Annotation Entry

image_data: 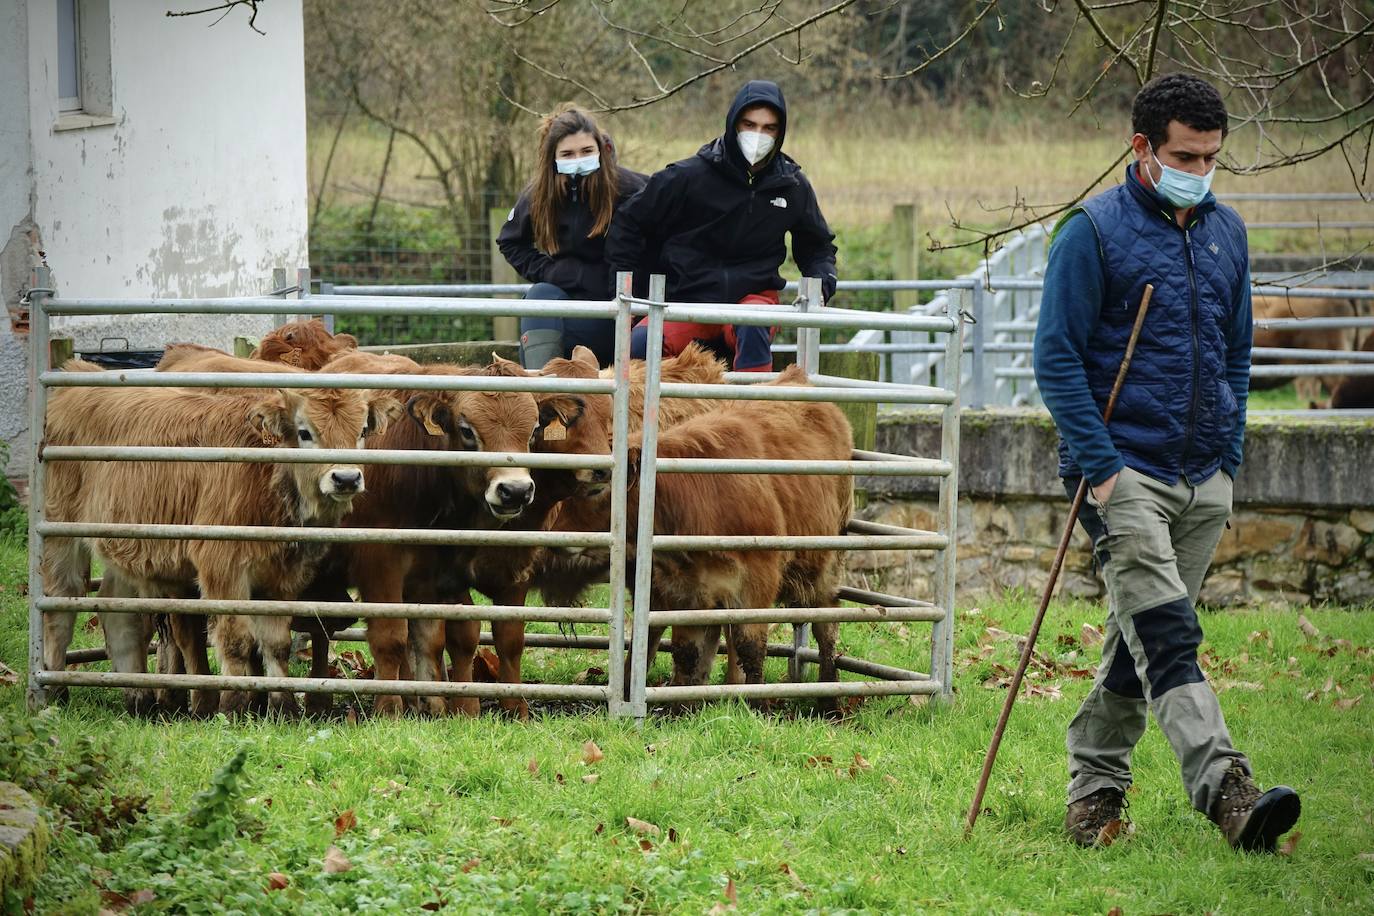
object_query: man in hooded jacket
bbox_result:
[605,79,838,372]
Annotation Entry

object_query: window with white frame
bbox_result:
[57,0,82,112]
[55,0,113,125]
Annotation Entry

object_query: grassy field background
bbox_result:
[4,537,1373,913]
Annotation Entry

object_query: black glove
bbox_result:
[821,273,837,305]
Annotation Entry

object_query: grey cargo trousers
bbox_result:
[1066,466,1250,815]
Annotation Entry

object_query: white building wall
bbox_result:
[3,0,309,477]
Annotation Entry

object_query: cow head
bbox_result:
[537,346,613,497]
[406,376,540,521]
[252,319,359,371]
[249,387,402,517]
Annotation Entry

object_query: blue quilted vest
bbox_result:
[1064,167,1248,485]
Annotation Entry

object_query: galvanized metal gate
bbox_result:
[26,270,965,719]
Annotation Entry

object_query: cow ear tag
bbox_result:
[543,418,567,441]
[422,416,445,437]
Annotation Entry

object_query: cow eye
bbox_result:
[457,421,478,447]
[298,428,313,443]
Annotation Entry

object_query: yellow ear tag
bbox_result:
[422,417,444,437]
[543,418,567,441]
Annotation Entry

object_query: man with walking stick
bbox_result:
[1033,73,1299,851]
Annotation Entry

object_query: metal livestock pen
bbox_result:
[25,269,967,721]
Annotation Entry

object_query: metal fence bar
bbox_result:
[41,370,617,394]
[42,445,616,470]
[644,681,942,702]
[645,606,946,625]
[627,276,666,722]
[651,457,952,476]
[606,272,635,717]
[651,533,948,551]
[37,596,611,624]
[932,291,966,697]
[37,521,612,549]
[658,381,954,405]
[26,266,52,710]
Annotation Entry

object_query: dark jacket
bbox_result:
[604,80,838,304]
[497,168,647,300]
[1033,163,1253,486]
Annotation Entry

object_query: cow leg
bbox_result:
[304,620,334,717]
[154,616,188,715]
[406,618,448,718]
[731,622,770,712]
[364,618,408,718]
[248,615,300,718]
[812,621,840,718]
[445,618,482,717]
[491,612,529,721]
[39,537,89,705]
[209,613,258,717]
[669,625,721,687]
[169,613,217,717]
[724,624,744,685]
[100,612,156,717]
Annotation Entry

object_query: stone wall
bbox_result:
[852,410,1374,607]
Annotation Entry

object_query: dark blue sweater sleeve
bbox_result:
[1033,212,1124,485]
[1223,244,1253,477]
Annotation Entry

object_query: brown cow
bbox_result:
[42,359,400,717]
[251,318,358,370]
[320,351,543,717]
[549,366,854,706]
[1251,295,1363,406]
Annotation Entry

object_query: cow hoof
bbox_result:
[447,697,480,718]
[190,690,221,719]
[373,695,405,718]
[269,693,301,720]
[499,698,530,722]
[417,696,447,718]
[124,689,157,718]
[156,689,190,715]
[305,693,334,717]
[219,690,254,718]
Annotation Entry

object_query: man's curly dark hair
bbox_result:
[1131,73,1228,149]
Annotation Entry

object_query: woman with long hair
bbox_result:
[498,104,647,369]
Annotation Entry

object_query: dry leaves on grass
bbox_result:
[1334,695,1365,712]
[708,877,740,913]
[266,872,290,892]
[99,888,156,913]
[0,660,17,687]
[1298,615,1322,639]
[1278,831,1303,857]
[779,862,807,890]
[527,758,540,776]
[625,816,661,837]
[582,740,604,765]
[582,774,600,785]
[1080,622,1105,648]
[322,846,352,874]
[333,809,357,838]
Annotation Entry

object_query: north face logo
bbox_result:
[1208,242,1219,255]
[770,197,787,209]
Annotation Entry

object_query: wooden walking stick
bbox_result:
[963,283,1155,838]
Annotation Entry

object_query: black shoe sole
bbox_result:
[1237,786,1301,852]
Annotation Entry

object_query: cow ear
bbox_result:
[406,393,453,437]
[570,345,599,370]
[365,394,404,438]
[625,445,641,482]
[335,332,359,351]
[539,394,585,433]
[247,394,291,446]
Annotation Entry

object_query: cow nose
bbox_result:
[496,480,534,507]
[331,469,363,492]
[590,467,613,484]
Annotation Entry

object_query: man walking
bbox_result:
[606,79,837,372]
[1033,73,1299,851]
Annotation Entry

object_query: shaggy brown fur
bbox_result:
[251,318,359,370]
[1250,295,1367,406]
[43,359,400,717]
[550,366,854,708]
[1331,331,1374,408]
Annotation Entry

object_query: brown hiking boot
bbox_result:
[1065,787,1130,847]
[1210,762,1300,852]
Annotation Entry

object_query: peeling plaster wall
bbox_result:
[5,1,308,477]
[1,0,35,478]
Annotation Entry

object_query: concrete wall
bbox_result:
[1,1,35,476]
[853,410,1374,607]
[3,0,308,476]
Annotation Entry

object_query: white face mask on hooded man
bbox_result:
[737,131,775,166]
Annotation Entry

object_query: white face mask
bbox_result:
[737,131,775,166]
[1146,143,1215,209]
[555,153,600,177]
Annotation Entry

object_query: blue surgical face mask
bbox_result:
[1147,143,1215,209]
[555,153,600,177]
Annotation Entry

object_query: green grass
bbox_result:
[3,538,1373,913]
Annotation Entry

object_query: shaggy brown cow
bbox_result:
[1251,295,1364,406]
[42,359,400,717]
[252,318,358,370]
[550,366,854,704]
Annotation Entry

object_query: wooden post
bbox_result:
[820,349,878,510]
[489,206,520,343]
[891,203,920,311]
[49,337,74,370]
[233,337,254,358]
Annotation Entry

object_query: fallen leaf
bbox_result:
[1080,622,1105,648]
[573,666,607,685]
[625,816,661,837]
[779,862,806,890]
[377,780,406,798]
[852,753,872,771]
[1213,680,1264,693]
[638,839,655,851]
[1298,615,1321,639]
[421,902,444,912]
[594,822,604,835]
[266,872,289,891]
[333,810,357,838]
[555,772,565,785]
[668,827,679,843]
[805,754,833,768]
[490,816,514,827]
[1107,908,1123,916]
[99,888,156,912]
[0,661,17,687]
[883,774,901,787]
[1357,851,1374,863]
[526,758,539,776]
[582,740,605,765]
[322,846,352,874]
[461,857,480,873]
[725,877,738,904]
[644,743,657,755]
[1278,831,1303,856]
[582,774,600,785]
[345,706,358,726]
[1334,695,1364,712]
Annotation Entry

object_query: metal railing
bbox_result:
[27,271,964,719]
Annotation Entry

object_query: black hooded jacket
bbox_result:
[497,167,647,300]
[604,80,838,304]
